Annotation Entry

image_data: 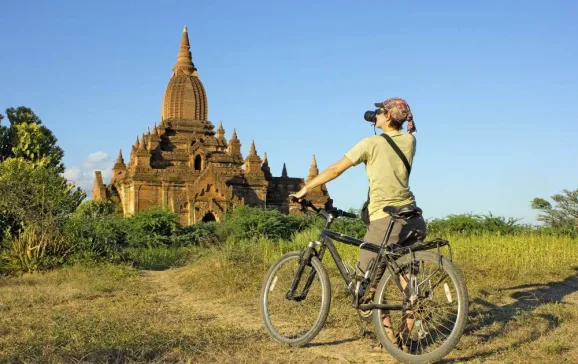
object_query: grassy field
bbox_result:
[1,229,577,363]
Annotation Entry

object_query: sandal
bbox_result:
[369,342,385,352]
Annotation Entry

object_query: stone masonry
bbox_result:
[92,26,330,224]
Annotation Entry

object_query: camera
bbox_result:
[364,109,380,123]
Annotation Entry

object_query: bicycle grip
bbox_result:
[340,210,358,219]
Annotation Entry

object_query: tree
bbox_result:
[6,106,43,125]
[0,158,85,240]
[11,122,64,171]
[531,189,578,229]
[0,113,10,160]
[0,106,65,172]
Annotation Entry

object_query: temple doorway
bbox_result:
[202,212,216,222]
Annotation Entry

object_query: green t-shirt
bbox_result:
[345,131,416,221]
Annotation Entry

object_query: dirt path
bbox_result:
[141,268,396,363]
[140,267,578,364]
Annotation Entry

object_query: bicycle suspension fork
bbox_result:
[286,240,326,301]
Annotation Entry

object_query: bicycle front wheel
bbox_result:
[373,251,469,364]
[260,251,331,347]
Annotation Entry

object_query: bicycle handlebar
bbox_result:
[288,196,358,219]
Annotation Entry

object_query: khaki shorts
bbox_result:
[357,215,427,274]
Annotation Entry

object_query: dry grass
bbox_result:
[1,231,577,363]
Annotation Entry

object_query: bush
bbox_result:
[0,158,85,241]
[315,210,366,239]
[215,206,313,242]
[173,222,219,247]
[124,208,181,248]
[427,213,529,236]
[65,214,127,263]
[0,225,69,275]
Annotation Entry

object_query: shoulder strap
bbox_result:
[381,133,411,176]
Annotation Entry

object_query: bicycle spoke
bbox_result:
[262,252,328,344]
[374,253,466,358]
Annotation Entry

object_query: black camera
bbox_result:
[364,109,380,123]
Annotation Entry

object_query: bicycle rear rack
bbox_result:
[392,238,453,262]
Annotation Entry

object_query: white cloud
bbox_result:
[83,151,110,168]
[62,166,82,181]
[63,151,115,197]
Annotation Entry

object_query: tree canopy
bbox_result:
[531,189,578,230]
[0,106,65,172]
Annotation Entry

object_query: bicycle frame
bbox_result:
[287,212,412,312]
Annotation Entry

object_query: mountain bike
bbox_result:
[259,198,469,364]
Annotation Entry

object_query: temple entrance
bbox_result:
[194,155,202,171]
[202,212,216,222]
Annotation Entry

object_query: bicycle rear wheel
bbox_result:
[260,251,331,347]
[373,251,469,364]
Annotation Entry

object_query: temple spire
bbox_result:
[217,120,225,139]
[282,163,288,178]
[116,149,124,164]
[261,152,272,179]
[173,25,197,76]
[113,149,126,170]
[139,134,146,150]
[307,155,319,182]
[249,140,257,156]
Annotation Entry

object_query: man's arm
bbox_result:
[292,156,354,199]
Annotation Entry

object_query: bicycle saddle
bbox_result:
[383,205,423,219]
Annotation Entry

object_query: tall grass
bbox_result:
[180,229,578,301]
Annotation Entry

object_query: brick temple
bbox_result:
[92,26,330,224]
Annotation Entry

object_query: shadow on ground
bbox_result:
[442,267,578,362]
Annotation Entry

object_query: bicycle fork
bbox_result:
[286,241,322,302]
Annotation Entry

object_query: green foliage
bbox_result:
[0,107,65,172]
[73,200,116,219]
[532,189,578,230]
[0,225,69,275]
[64,214,127,263]
[5,106,43,125]
[0,113,10,160]
[124,208,181,248]
[11,122,65,171]
[62,207,221,268]
[174,222,219,247]
[427,213,527,236]
[314,209,366,239]
[0,158,85,240]
[215,205,313,241]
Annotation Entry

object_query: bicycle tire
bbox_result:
[373,251,469,364]
[260,251,331,347]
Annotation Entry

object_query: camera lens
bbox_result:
[364,111,376,123]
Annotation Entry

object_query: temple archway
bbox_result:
[194,155,202,171]
[202,211,216,222]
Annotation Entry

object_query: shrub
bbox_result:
[0,158,85,241]
[215,206,313,242]
[124,208,181,248]
[173,222,219,247]
[427,213,528,236]
[0,225,69,275]
[64,214,127,263]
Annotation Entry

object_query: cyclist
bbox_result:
[290,97,427,349]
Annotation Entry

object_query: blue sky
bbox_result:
[1,0,577,224]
